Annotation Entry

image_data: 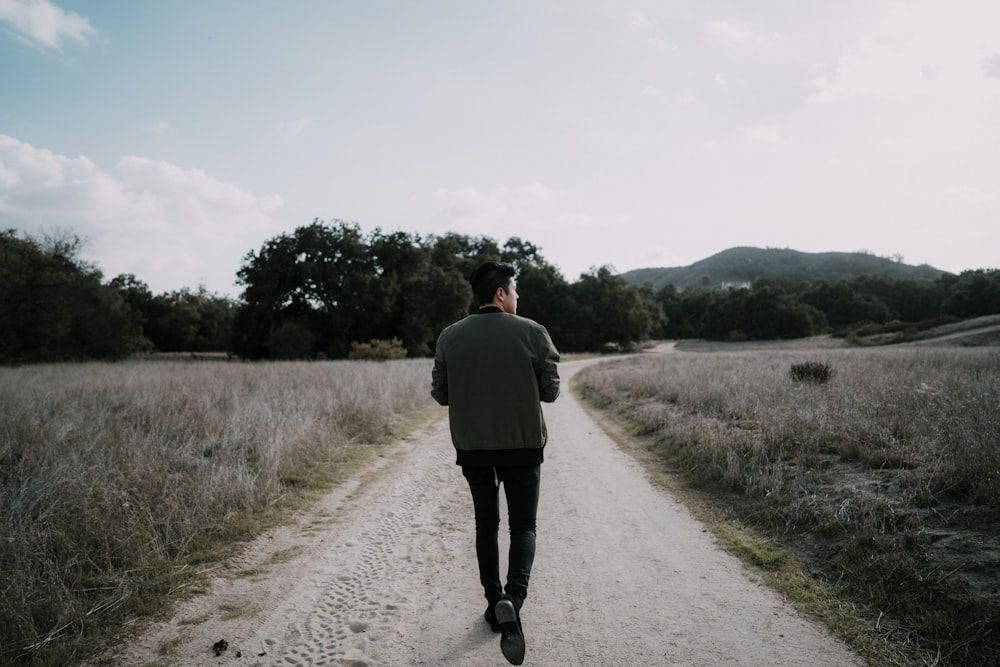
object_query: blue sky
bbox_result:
[2,1,999,296]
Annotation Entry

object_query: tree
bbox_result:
[696,289,741,341]
[696,284,822,341]
[0,230,143,361]
[109,274,155,352]
[427,233,507,316]
[567,266,664,350]
[741,286,822,339]
[234,220,378,358]
[368,230,467,357]
[144,288,235,352]
[498,238,573,350]
[801,281,891,328]
[848,275,945,323]
[942,269,1000,318]
[233,221,478,359]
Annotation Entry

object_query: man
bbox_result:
[431,260,560,665]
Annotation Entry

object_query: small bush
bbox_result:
[788,361,834,385]
[349,337,408,361]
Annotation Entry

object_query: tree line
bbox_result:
[2,223,999,363]
[655,270,1000,341]
[1,229,235,362]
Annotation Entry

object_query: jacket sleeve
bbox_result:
[534,326,560,403]
[431,335,448,406]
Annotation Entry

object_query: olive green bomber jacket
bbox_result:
[431,308,560,466]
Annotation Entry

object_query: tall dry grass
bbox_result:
[578,347,1000,506]
[0,358,432,664]
[577,345,1000,665]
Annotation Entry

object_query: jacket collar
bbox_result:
[476,306,503,314]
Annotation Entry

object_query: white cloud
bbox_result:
[703,19,778,50]
[0,0,94,50]
[277,117,313,138]
[0,159,18,188]
[982,54,1000,79]
[809,1,1000,103]
[429,185,541,231]
[742,125,780,143]
[629,11,673,54]
[628,12,654,34]
[151,121,177,136]
[0,134,285,295]
[944,183,1000,205]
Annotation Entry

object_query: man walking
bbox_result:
[431,260,560,665]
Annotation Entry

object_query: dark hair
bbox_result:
[469,261,515,307]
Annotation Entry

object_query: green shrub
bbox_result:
[788,361,834,385]
[349,337,408,361]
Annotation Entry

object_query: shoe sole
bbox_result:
[494,599,525,665]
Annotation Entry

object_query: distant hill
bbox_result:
[622,247,951,290]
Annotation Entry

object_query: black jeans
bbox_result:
[461,464,541,606]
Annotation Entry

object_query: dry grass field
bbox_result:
[0,358,434,665]
[576,340,1000,666]
[3,328,998,666]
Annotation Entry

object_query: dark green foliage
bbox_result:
[699,285,822,341]
[0,231,233,362]
[232,222,666,358]
[267,319,316,359]
[561,267,665,351]
[788,361,834,384]
[232,222,505,359]
[942,269,1000,318]
[350,337,408,360]
[107,274,236,353]
[7,222,995,358]
[368,232,471,356]
[655,282,824,342]
[233,220,379,359]
[140,288,235,352]
[848,274,946,322]
[801,281,892,328]
[0,230,146,362]
[507,250,574,349]
[625,246,949,290]
[646,255,995,343]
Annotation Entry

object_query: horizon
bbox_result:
[10,225,973,298]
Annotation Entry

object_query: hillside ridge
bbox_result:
[623,247,950,289]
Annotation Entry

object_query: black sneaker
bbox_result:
[494,595,525,665]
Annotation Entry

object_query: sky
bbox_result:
[1,0,999,297]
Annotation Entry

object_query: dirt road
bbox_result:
[110,355,863,666]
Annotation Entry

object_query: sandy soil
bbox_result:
[104,353,863,666]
